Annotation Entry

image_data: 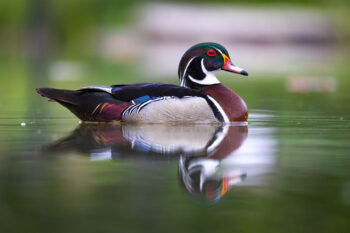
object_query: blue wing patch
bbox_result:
[133,95,152,104]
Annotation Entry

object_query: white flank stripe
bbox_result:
[206,95,229,123]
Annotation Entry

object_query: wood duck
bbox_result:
[36,42,248,123]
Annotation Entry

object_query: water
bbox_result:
[1,106,350,233]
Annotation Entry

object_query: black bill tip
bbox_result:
[241,70,248,76]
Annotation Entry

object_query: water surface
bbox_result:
[1,107,349,233]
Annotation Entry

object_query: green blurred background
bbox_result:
[0,0,349,119]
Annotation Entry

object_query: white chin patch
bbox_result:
[188,74,220,85]
[187,59,220,85]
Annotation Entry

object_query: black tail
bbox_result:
[36,87,89,119]
[36,87,124,121]
[36,88,80,105]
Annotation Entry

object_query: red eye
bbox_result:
[206,49,216,57]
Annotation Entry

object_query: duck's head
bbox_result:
[178,42,248,89]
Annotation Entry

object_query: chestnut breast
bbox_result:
[203,84,248,122]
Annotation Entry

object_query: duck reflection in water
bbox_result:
[43,123,248,202]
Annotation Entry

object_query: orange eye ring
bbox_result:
[206,49,216,57]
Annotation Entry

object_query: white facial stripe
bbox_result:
[206,95,230,123]
[181,57,196,87]
[180,77,186,87]
[182,57,195,79]
[201,58,207,73]
[215,47,223,55]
